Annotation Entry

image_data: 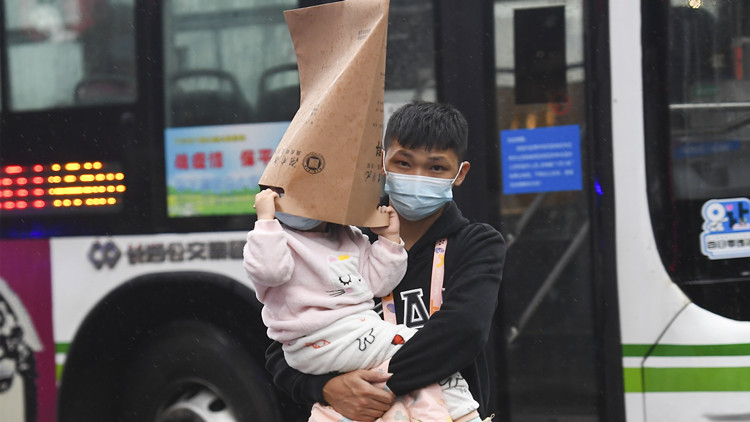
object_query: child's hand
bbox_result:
[254,189,279,220]
[370,206,401,244]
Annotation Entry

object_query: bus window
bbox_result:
[162,0,435,128]
[648,0,750,319]
[494,1,600,420]
[162,1,296,218]
[384,0,436,104]
[163,1,296,127]
[161,0,436,219]
[3,0,136,111]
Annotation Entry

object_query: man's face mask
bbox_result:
[383,163,464,221]
[276,212,324,231]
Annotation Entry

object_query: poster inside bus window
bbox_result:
[164,122,288,217]
[500,125,582,195]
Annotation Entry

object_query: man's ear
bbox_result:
[453,161,471,186]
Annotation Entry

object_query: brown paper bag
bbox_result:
[259,0,390,228]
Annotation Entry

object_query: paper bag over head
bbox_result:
[259,0,390,228]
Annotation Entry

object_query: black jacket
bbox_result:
[265,201,506,417]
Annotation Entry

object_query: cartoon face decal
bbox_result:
[0,296,34,394]
[326,254,369,298]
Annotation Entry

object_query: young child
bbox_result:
[244,188,483,422]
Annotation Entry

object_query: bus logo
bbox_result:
[87,240,122,270]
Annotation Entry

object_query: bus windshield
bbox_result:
[666,0,750,278]
[4,0,136,111]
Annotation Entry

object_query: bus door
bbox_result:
[489,1,621,421]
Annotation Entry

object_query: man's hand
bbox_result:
[370,206,401,244]
[322,369,396,421]
[253,189,278,220]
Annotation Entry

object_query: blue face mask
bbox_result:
[383,164,463,221]
[276,212,324,231]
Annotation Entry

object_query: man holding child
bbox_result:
[262,101,506,421]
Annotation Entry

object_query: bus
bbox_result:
[0,0,749,421]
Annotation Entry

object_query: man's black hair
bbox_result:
[384,101,468,161]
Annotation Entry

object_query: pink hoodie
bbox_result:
[243,219,407,342]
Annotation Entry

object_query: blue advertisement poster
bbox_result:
[164,122,289,217]
[500,125,582,195]
[700,197,750,260]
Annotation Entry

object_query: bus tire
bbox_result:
[115,320,280,422]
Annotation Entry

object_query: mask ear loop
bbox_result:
[450,162,464,185]
[381,145,388,177]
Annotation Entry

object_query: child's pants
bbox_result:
[309,362,451,422]
[284,310,479,420]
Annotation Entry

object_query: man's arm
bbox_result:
[387,224,506,395]
[265,340,395,421]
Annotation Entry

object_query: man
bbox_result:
[265,101,506,421]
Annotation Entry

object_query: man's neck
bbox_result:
[398,206,445,251]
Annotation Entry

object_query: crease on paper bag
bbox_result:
[259,0,390,227]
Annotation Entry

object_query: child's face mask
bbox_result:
[276,212,324,231]
[383,163,464,221]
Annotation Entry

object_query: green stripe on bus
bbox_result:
[624,367,750,393]
[622,344,652,357]
[623,367,643,393]
[622,343,750,357]
[55,343,70,354]
[56,364,64,382]
[55,343,70,382]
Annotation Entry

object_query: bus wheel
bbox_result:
[156,387,234,422]
[116,320,280,422]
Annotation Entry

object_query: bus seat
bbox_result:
[255,63,300,122]
[169,69,254,127]
[74,75,136,105]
